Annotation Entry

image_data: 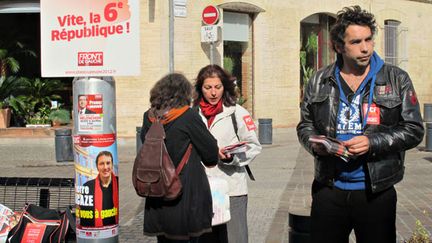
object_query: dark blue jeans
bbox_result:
[311,180,397,243]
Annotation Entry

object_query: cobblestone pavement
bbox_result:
[0,128,431,242]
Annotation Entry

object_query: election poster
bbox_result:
[40,0,140,77]
[77,94,103,132]
[73,134,119,239]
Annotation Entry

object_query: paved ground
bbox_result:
[0,128,431,242]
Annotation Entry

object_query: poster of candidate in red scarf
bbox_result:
[74,134,119,238]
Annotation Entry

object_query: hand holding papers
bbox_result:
[308,135,355,162]
[222,142,249,156]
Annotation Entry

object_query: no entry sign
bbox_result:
[202,5,219,25]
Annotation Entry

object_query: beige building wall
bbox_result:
[116,0,432,136]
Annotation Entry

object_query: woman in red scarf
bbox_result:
[194,65,262,243]
[140,73,219,243]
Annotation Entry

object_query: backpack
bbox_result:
[132,111,192,200]
[6,204,75,243]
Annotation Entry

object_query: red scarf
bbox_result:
[149,106,189,125]
[94,172,118,227]
[199,98,223,127]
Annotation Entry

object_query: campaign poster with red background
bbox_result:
[78,94,103,132]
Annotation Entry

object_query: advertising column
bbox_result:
[40,1,140,242]
[73,77,118,242]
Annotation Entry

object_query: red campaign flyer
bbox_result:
[78,94,103,132]
[21,223,47,242]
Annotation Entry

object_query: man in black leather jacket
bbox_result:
[297,6,424,243]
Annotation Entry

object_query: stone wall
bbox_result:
[115,0,432,136]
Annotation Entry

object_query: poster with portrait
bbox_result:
[73,133,119,238]
[78,94,103,132]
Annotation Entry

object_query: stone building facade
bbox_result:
[113,0,432,136]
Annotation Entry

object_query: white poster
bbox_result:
[40,0,140,77]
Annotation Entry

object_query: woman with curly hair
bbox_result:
[193,65,261,243]
[140,73,219,242]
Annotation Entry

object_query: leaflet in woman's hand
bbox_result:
[223,142,249,155]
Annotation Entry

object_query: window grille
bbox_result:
[384,20,407,68]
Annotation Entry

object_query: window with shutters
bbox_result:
[384,20,407,68]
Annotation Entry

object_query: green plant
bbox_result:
[22,78,63,111]
[223,56,234,75]
[404,219,431,243]
[305,33,318,55]
[300,51,315,88]
[237,95,247,106]
[0,30,37,81]
[27,106,51,125]
[49,108,71,125]
[0,76,27,108]
[300,32,318,92]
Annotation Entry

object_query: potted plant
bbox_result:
[25,106,51,128]
[0,76,27,128]
[0,101,11,128]
[0,31,36,128]
[49,108,71,127]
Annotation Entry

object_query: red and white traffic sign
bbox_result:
[202,5,219,25]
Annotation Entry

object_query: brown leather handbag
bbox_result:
[132,113,192,200]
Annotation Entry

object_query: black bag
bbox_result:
[132,111,192,200]
[6,204,75,243]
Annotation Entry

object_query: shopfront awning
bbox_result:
[0,1,40,13]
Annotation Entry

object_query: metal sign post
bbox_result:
[73,77,119,243]
[201,25,219,64]
[201,6,219,64]
[169,0,174,72]
[210,41,214,65]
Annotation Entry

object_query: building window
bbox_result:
[384,20,401,66]
[223,11,253,110]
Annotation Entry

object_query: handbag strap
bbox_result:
[175,144,192,175]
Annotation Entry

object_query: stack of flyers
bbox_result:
[223,141,249,155]
[0,204,22,243]
[0,203,13,242]
[308,135,355,162]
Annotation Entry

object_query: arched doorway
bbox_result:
[218,2,264,115]
[300,13,336,100]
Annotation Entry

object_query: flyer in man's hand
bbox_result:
[223,141,249,155]
[308,135,353,162]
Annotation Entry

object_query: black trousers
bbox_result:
[157,236,199,243]
[311,181,397,243]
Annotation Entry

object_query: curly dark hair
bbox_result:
[149,73,192,110]
[330,5,377,53]
[193,64,237,107]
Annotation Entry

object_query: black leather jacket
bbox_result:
[297,62,424,193]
